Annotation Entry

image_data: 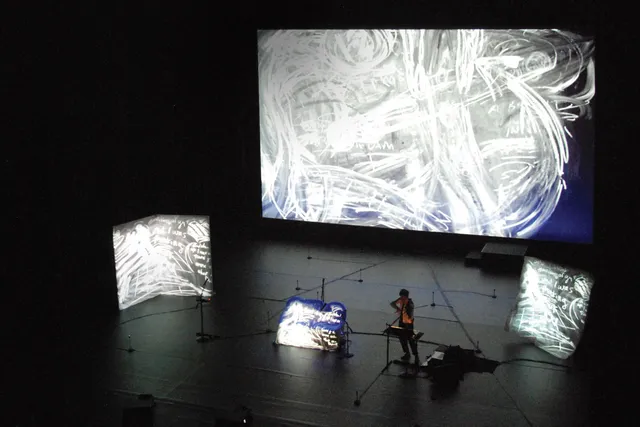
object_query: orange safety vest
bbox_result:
[396,298,414,325]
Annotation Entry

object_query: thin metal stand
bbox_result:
[265,310,273,333]
[354,322,394,407]
[340,322,354,359]
[194,279,217,342]
[353,315,409,406]
[383,313,420,377]
[383,322,394,372]
[196,296,214,342]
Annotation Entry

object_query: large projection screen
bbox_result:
[112,215,213,310]
[258,30,595,243]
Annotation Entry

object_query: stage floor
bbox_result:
[83,240,592,426]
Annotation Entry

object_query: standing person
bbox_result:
[390,289,419,363]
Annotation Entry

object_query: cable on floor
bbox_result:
[499,358,574,370]
[426,263,480,351]
[116,305,198,327]
[350,331,443,347]
[493,374,534,427]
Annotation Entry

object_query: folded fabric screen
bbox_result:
[112,214,213,310]
[507,257,594,359]
[276,297,347,351]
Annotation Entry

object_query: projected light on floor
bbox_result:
[112,215,213,310]
[507,257,594,359]
[258,29,595,242]
[276,297,347,351]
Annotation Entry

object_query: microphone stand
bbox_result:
[195,279,216,342]
[383,313,403,373]
[353,313,401,407]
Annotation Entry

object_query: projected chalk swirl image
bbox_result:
[507,257,594,359]
[112,215,213,310]
[258,30,595,241]
[276,298,347,351]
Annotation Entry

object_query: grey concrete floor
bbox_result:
[84,240,592,426]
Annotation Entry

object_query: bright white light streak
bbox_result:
[259,29,595,238]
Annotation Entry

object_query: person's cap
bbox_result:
[399,289,409,297]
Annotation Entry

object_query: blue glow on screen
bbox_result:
[276,297,347,351]
[259,29,595,244]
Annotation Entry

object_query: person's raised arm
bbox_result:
[390,298,399,310]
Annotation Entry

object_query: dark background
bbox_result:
[7,0,631,424]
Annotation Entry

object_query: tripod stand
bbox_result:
[195,279,217,342]
[353,313,402,407]
[383,313,402,372]
[339,322,354,359]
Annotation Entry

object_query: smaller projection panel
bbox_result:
[113,214,213,310]
[507,257,594,359]
[276,297,346,351]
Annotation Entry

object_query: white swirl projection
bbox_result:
[258,29,595,240]
[276,297,347,351]
[112,215,213,310]
[507,257,594,359]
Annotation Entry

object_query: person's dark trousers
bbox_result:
[399,323,418,356]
